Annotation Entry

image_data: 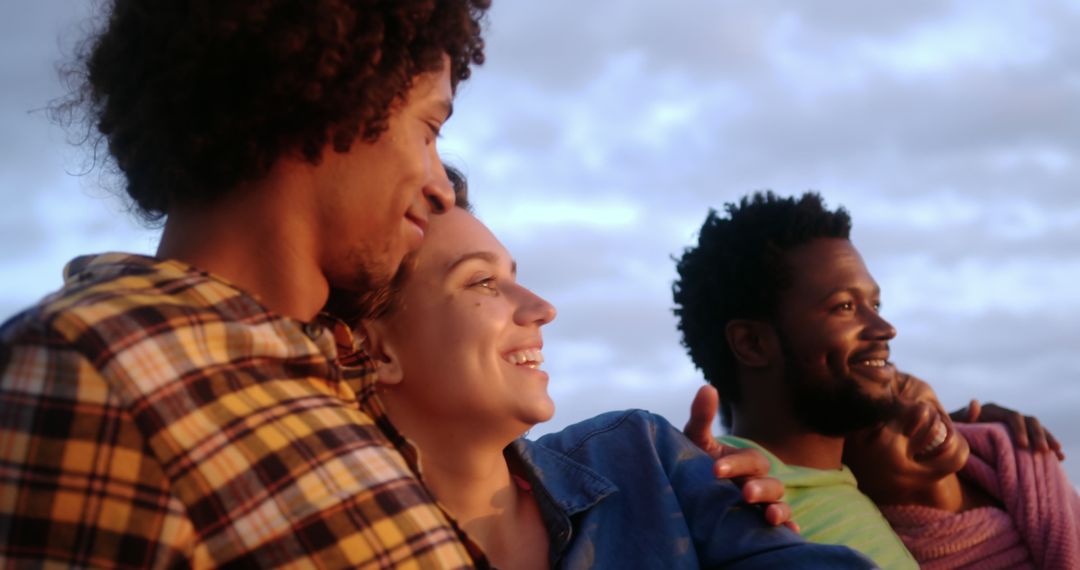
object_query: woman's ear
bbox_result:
[356,319,404,385]
[725,319,777,368]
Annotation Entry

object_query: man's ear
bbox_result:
[356,319,404,385]
[725,319,777,368]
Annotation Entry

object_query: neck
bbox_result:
[410,428,517,524]
[889,475,997,513]
[156,166,327,321]
[731,371,845,470]
[382,393,548,569]
[732,419,846,470]
[902,474,966,512]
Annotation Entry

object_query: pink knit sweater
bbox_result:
[880,423,1080,569]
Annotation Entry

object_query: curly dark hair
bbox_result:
[61,0,489,221]
[672,191,852,430]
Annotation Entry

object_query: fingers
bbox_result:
[1026,416,1048,452]
[967,402,1062,459]
[1009,417,1030,449]
[684,385,720,454]
[949,399,980,424]
[736,475,785,505]
[783,520,801,534]
[707,446,793,530]
[966,399,981,423]
[1017,413,1063,460]
[713,448,771,480]
[1047,430,1066,461]
[969,402,1029,448]
[763,502,794,528]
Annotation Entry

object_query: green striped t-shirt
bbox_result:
[719,435,918,570]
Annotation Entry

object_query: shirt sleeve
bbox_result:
[1,322,198,567]
[644,413,878,569]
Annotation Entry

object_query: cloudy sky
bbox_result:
[3,0,1078,486]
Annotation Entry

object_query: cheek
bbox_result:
[397,136,431,181]
[826,326,859,353]
[822,330,863,371]
[791,325,851,362]
[931,432,970,476]
[427,304,503,363]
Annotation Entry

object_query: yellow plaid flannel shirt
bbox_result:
[0,253,482,568]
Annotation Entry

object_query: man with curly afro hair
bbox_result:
[673,191,920,568]
[0,0,496,567]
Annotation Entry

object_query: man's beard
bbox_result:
[778,335,894,437]
[323,254,414,325]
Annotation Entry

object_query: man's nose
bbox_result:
[425,166,455,214]
[865,309,897,341]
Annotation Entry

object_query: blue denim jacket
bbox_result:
[513,410,876,569]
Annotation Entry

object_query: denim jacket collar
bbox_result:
[512,438,617,516]
[509,438,617,564]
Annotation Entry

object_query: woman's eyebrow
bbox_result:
[445,251,516,276]
[446,251,498,273]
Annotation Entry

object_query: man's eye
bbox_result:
[833,301,854,312]
[426,122,442,142]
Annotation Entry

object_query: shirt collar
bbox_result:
[329,320,406,450]
[722,435,858,488]
[511,438,617,517]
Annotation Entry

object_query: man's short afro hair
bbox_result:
[672,191,852,429]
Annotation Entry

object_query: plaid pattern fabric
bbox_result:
[337,327,490,568]
[0,253,480,568]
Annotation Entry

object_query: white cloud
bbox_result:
[5,0,1079,488]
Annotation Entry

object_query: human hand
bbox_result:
[951,399,1064,461]
[684,385,798,532]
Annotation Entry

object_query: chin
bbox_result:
[855,374,896,399]
[939,435,970,474]
[533,400,557,424]
[520,398,556,427]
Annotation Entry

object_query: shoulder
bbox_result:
[955,421,1011,448]
[3,253,262,354]
[0,253,272,408]
[533,410,711,478]
[717,434,766,453]
[535,409,678,453]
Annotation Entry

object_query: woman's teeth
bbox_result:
[920,417,948,455]
[506,348,544,368]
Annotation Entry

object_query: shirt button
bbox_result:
[302,322,323,340]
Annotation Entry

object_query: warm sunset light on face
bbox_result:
[5,0,1079,486]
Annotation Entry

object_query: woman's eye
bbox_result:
[471,277,497,293]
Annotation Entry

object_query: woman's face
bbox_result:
[369,208,557,438]
[842,375,970,504]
